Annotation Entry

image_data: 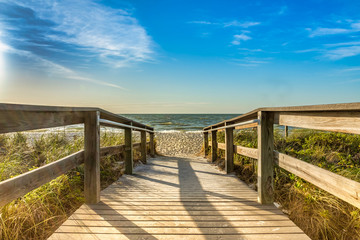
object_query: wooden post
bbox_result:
[284,126,289,138]
[225,127,234,174]
[140,131,147,164]
[203,132,209,157]
[150,132,155,157]
[84,111,100,204]
[257,111,274,204]
[125,128,133,174]
[211,130,217,162]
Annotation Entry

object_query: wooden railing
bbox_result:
[203,102,360,208]
[0,103,155,207]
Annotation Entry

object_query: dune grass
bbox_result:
[211,128,360,240]
[0,130,143,240]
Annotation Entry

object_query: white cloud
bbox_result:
[308,20,360,37]
[309,28,351,37]
[2,44,126,89]
[324,46,360,60]
[12,0,153,67]
[232,34,251,45]
[189,19,260,28]
[224,21,260,28]
[232,57,269,67]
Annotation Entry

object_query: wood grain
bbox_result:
[140,131,147,163]
[275,151,360,209]
[257,111,274,204]
[234,145,258,159]
[211,131,217,163]
[0,110,84,134]
[274,111,360,135]
[225,127,234,174]
[124,128,133,174]
[84,111,100,204]
[0,150,84,207]
[203,132,209,157]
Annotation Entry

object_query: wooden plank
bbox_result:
[140,131,147,163]
[225,127,234,174]
[274,151,360,209]
[274,111,360,135]
[0,103,153,132]
[217,142,225,150]
[203,102,360,131]
[0,150,84,207]
[84,111,100,204]
[124,128,133,174]
[284,125,289,138]
[150,133,155,157]
[100,145,124,156]
[61,219,296,227]
[49,155,309,240]
[211,131,217,162]
[257,111,274,204]
[235,122,258,130]
[203,132,209,157]
[234,145,258,159]
[0,110,84,134]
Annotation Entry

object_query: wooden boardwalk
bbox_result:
[49,156,310,240]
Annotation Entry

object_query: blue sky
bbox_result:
[0,0,360,113]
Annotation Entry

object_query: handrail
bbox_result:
[202,102,360,208]
[0,103,155,207]
[203,102,360,131]
[203,119,259,132]
[100,119,154,133]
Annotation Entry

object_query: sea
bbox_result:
[122,114,240,132]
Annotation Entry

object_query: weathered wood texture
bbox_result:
[49,156,309,240]
[257,111,274,205]
[0,150,84,207]
[275,111,360,135]
[84,111,101,204]
[211,131,217,162]
[234,145,258,159]
[150,133,155,157]
[235,122,258,130]
[0,111,84,134]
[284,125,289,138]
[275,152,360,209]
[204,102,360,131]
[140,131,147,163]
[203,132,209,157]
[225,127,234,174]
[124,128,133,174]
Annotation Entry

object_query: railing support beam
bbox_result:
[140,131,147,163]
[125,128,133,174]
[211,130,217,162]
[203,132,209,157]
[257,111,274,204]
[84,111,100,204]
[150,133,155,157]
[225,127,234,174]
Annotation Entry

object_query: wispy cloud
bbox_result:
[324,46,360,60]
[223,21,260,28]
[307,20,360,37]
[231,57,270,67]
[231,34,251,45]
[2,43,126,89]
[9,0,154,67]
[189,19,261,28]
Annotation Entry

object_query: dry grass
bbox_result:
[0,130,145,240]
